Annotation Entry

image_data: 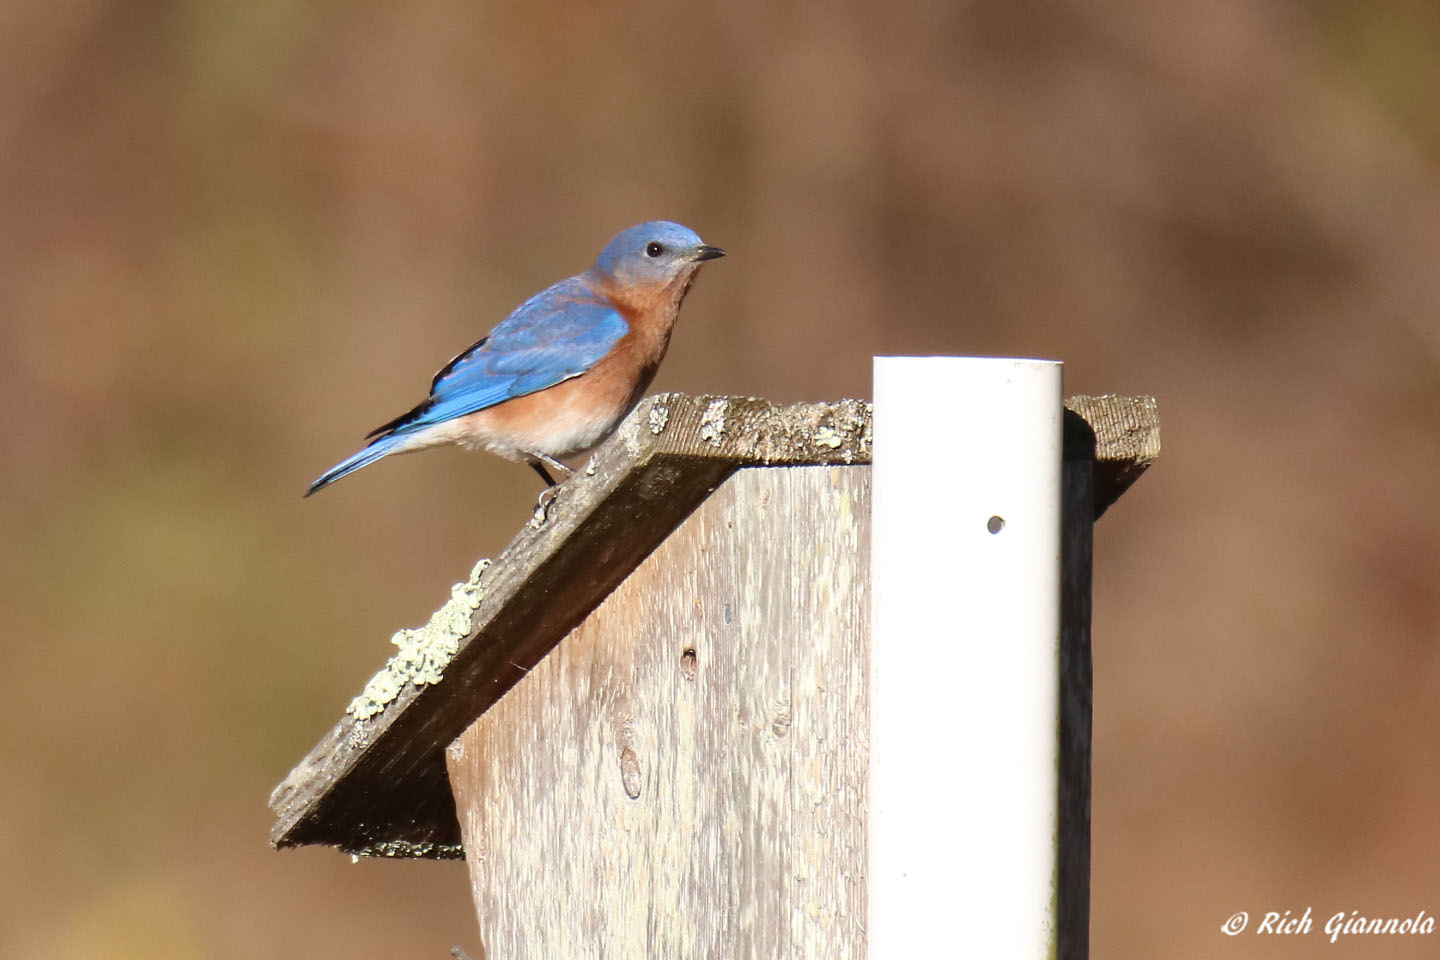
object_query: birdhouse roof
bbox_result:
[268,391,1158,858]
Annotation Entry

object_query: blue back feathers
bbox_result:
[374,278,628,440]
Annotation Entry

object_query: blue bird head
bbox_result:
[592,221,725,289]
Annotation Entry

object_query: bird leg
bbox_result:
[526,452,575,487]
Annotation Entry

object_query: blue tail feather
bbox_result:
[304,434,410,497]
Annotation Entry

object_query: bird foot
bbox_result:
[530,485,559,528]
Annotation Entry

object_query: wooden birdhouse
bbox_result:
[270,360,1159,959]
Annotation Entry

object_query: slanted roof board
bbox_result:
[268,392,1157,858]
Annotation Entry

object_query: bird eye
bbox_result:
[645,242,665,258]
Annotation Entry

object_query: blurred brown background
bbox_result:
[4,1,1439,957]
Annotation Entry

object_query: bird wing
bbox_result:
[369,277,628,438]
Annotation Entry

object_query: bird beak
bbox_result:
[694,245,726,261]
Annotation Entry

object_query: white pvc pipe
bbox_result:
[869,356,1063,958]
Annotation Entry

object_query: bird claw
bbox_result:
[530,485,559,528]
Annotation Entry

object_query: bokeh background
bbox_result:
[4,1,1440,957]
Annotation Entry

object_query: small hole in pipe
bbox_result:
[987,515,1005,534]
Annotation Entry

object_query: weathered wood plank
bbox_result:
[446,466,870,958]
[1065,394,1161,517]
[269,391,1156,857]
[269,395,872,856]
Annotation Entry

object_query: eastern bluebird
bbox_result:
[305,221,724,496]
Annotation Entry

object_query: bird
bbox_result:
[305,220,724,497]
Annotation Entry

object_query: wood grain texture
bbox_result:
[447,466,870,959]
[1064,394,1161,518]
[269,391,1156,858]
